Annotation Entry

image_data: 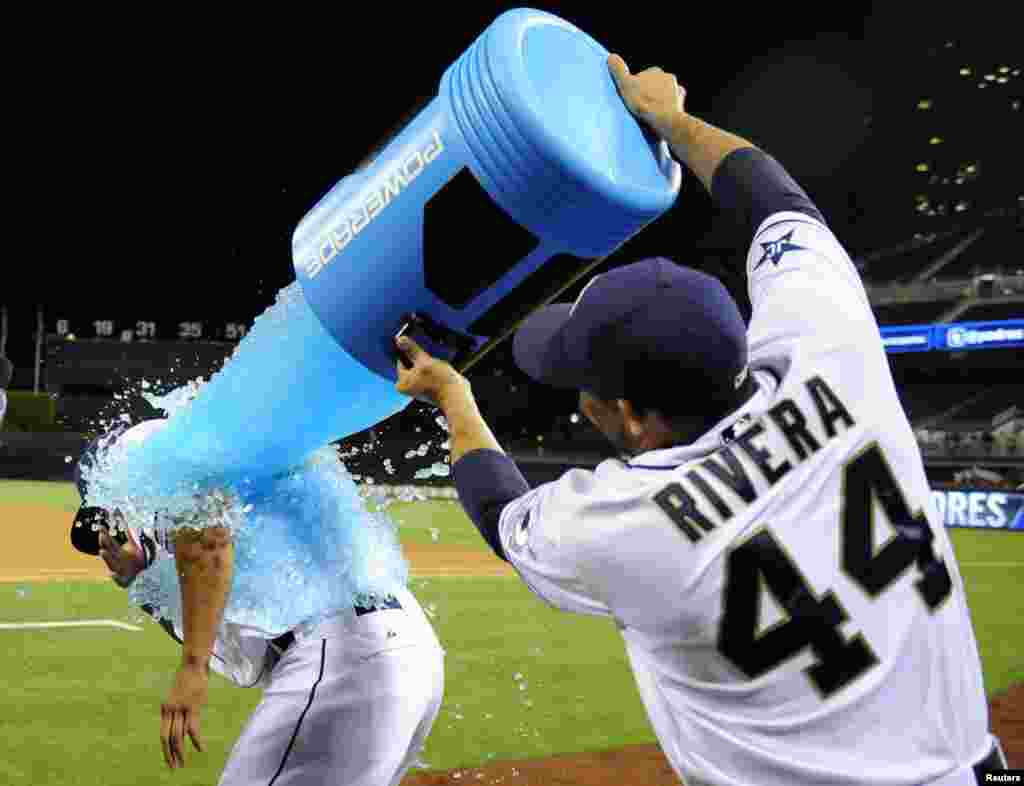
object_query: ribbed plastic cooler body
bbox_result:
[293,7,681,388]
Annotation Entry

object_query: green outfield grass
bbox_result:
[385,498,493,550]
[1,482,1022,784]
[0,577,650,785]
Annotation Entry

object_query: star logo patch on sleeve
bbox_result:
[753,229,807,270]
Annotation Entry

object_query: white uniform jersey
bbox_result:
[110,419,444,785]
[498,211,992,786]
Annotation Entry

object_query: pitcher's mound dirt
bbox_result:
[402,744,678,786]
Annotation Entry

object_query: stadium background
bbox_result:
[1,2,1021,783]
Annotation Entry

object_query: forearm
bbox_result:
[438,385,530,561]
[438,384,503,463]
[662,112,756,194]
[173,526,233,670]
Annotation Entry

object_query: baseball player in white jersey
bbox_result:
[392,55,1008,785]
[71,419,444,785]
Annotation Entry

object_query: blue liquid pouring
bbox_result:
[126,445,410,637]
[81,7,683,635]
[137,282,409,486]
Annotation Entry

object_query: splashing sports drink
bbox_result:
[81,8,680,635]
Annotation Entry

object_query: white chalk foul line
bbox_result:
[0,619,143,632]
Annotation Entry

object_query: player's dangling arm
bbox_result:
[159,504,234,771]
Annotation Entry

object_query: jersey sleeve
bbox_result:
[745,209,878,363]
[497,467,614,618]
[710,149,881,373]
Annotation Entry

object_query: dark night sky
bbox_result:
[6,2,1020,368]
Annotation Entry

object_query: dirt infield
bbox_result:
[0,505,513,583]
[6,503,1022,784]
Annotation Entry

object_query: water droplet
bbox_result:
[429,528,440,542]
[15,586,29,600]
[513,672,523,681]
[65,456,73,464]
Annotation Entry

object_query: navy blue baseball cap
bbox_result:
[513,258,749,412]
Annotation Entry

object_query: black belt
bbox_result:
[973,740,1008,784]
[270,596,402,654]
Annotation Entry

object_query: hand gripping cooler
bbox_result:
[294,6,681,389]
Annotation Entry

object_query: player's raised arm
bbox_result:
[609,53,878,374]
[608,54,826,247]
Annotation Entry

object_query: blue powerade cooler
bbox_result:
[294,6,681,388]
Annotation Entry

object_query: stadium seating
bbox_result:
[872,300,959,325]
[859,230,972,284]
[931,223,1024,279]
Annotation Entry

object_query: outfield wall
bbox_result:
[3,435,1022,531]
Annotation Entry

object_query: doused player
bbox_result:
[72,419,444,786]
[393,54,1007,785]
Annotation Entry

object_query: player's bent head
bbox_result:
[514,257,753,452]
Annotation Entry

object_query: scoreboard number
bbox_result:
[136,321,157,339]
[56,319,70,337]
[93,320,115,338]
[225,323,248,340]
[178,321,204,340]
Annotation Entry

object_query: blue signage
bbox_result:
[879,319,1023,354]
[931,489,1024,530]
